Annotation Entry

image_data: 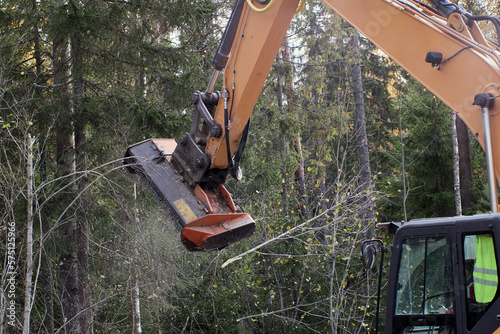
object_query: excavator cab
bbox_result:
[382,214,500,333]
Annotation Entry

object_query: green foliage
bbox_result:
[377,75,461,220]
[0,0,494,333]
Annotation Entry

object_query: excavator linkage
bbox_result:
[124,139,255,251]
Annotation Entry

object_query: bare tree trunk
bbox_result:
[451,110,462,216]
[131,184,143,334]
[456,115,474,210]
[39,128,55,333]
[279,37,307,218]
[130,270,142,334]
[351,31,375,238]
[22,135,34,334]
[53,40,73,173]
[41,252,54,333]
[320,171,328,215]
[72,31,93,334]
[395,94,409,221]
[53,26,80,334]
[328,214,339,333]
[140,51,148,99]
[276,52,289,214]
[33,0,54,329]
[32,0,42,80]
[295,137,307,218]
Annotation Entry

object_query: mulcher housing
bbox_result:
[124,139,255,251]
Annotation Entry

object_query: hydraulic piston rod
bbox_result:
[474,93,498,213]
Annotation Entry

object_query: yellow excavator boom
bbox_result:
[125,0,500,251]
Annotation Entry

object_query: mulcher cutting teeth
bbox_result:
[133,165,185,233]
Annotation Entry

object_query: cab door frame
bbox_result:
[385,219,461,333]
[455,214,500,333]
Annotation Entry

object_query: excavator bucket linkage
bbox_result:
[124,139,255,251]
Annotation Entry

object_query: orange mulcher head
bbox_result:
[124,138,255,251]
[181,213,255,251]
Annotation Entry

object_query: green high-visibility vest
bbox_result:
[474,234,498,303]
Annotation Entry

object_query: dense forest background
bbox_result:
[0,0,497,333]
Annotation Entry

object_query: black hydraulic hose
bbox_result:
[232,120,250,176]
[426,0,500,46]
[425,0,461,18]
[464,13,500,45]
[223,87,248,179]
[224,101,234,171]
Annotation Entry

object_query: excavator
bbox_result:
[124,0,500,332]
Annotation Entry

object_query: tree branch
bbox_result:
[221,204,339,268]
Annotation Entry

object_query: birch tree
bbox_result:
[22,135,34,334]
[351,31,375,238]
[451,110,462,216]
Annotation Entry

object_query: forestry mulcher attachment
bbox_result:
[124,137,254,252]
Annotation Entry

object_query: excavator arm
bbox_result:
[124,0,301,251]
[125,0,500,251]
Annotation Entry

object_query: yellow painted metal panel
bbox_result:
[173,199,198,223]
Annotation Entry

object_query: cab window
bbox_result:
[396,236,454,315]
[463,233,498,330]
[394,236,455,333]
